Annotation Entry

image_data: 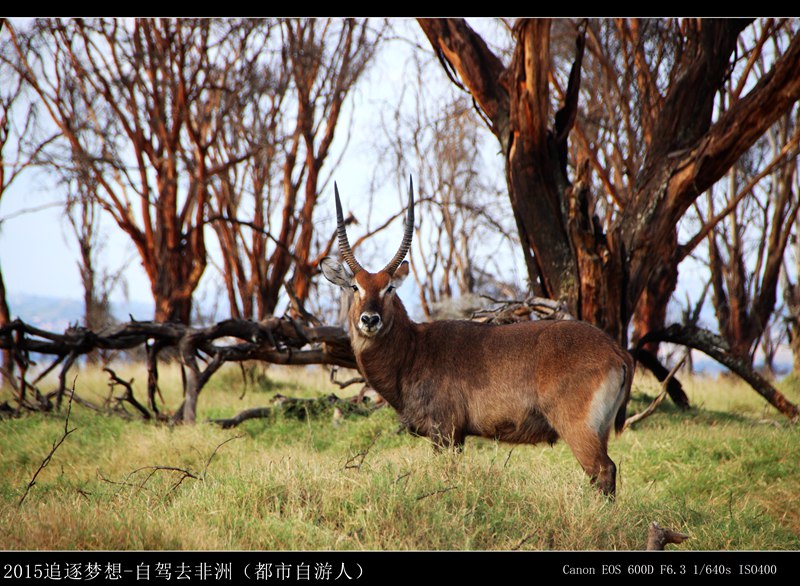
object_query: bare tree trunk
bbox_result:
[790,319,800,374]
[0,266,12,386]
[420,18,800,353]
[631,233,679,355]
[783,259,800,375]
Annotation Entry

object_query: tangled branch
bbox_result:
[1,316,356,424]
[472,295,574,324]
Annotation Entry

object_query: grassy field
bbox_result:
[1,362,799,550]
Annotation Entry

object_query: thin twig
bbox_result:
[203,434,245,479]
[128,466,198,501]
[101,466,199,498]
[104,367,151,420]
[18,384,77,508]
[237,362,248,400]
[97,469,144,491]
[164,469,198,498]
[624,352,688,430]
[343,431,382,471]
[126,465,199,483]
[415,485,457,501]
[395,471,412,485]
[512,534,535,550]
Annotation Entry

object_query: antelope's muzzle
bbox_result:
[358,312,382,336]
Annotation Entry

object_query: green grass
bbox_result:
[1,364,799,550]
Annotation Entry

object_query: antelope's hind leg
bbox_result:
[562,365,628,498]
[561,428,617,498]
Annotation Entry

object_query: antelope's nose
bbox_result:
[360,313,381,329]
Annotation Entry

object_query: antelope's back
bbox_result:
[417,318,632,433]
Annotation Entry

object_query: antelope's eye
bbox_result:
[386,286,395,293]
[351,285,358,292]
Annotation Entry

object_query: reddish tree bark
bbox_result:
[420,18,800,347]
[0,267,11,382]
[4,19,258,323]
[206,19,380,320]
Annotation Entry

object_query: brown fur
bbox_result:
[338,268,634,497]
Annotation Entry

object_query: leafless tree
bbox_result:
[757,315,786,377]
[420,19,800,343]
[63,173,128,362]
[419,18,800,417]
[702,109,800,365]
[207,18,384,321]
[781,191,800,374]
[3,19,282,323]
[1,21,56,384]
[375,51,518,320]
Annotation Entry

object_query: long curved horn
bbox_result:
[334,183,364,274]
[383,176,415,275]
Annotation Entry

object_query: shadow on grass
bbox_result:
[626,391,785,428]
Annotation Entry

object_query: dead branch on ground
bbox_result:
[343,431,382,471]
[208,392,382,429]
[630,348,691,410]
[640,324,799,421]
[103,367,152,420]
[647,521,689,550]
[4,299,798,425]
[97,434,243,498]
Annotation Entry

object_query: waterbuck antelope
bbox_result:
[321,179,634,496]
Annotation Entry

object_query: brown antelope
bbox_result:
[321,178,634,497]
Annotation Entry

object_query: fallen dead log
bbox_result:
[632,348,691,410]
[640,324,799,421]
[208,407,274,429]
[1,316,356,424]
[4,307,797,425]
[207,392,383,429]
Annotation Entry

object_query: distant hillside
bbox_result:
[6,293,154,332]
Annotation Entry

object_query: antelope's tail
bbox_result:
[614,361,634,435]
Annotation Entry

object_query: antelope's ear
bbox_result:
[320,257,353,289]
[391,260,410,288]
